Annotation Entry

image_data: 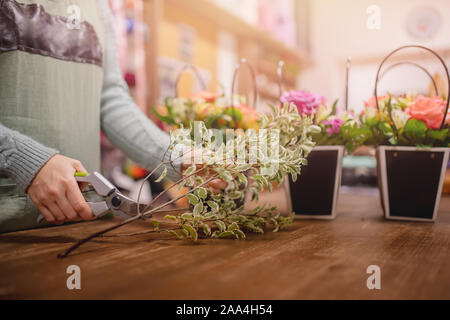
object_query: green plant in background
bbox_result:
[59,103,319,257]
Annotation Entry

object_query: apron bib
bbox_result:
[0,0,106,232]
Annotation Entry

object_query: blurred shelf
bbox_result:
[165,0,312,67]
[348,47,450,66]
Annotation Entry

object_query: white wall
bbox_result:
[299,0,450,112]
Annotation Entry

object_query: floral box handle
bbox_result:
[378,61,439,96]
[374,45,450,130]
[174,64,207,98]
[231,58,258,110]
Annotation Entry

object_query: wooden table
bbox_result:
[1,187,450,299]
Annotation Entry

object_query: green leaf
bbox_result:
[154,166,167,183]
[186,194,199,205]
[331,99,338,115]
[214,168,233,182]
[195,176,204,184]
[164,215,177,221]
[199,223,211,236]
[197,187,208,200]
[206,201,219,212]
[184,164,197,176]
[236,172,248,187]
[179,228,189,238]
[235,164,252,172]
[181,212,193,219]
[218,231,234,238]
[227,222,239,231]
[151,220,159,231]
[167,230,186,239]
[193,203,204,216]
[404,119,427,143]
[232,229,246,239]
[183,224,198,241]
[427,128,448,142]
[213,220,226,232]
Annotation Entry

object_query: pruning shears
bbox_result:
[36,171,148,224]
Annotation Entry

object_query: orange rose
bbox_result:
[406,95,450,129]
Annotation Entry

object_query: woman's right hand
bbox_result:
[27,155,95,224]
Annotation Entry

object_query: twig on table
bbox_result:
[57,174,220,258]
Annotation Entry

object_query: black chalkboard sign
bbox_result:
[288,147,343,218]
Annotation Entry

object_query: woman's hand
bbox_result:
[27,155,94,224]
[181,163,227,194]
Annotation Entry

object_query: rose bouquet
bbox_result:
[280,89,355,219]
[357,45,450,222]
[280,90,356,148]
[153,90,259,131]
[348,93,450,149]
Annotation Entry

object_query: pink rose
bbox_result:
[322,118,344,134]
[406,95,450,129]
[280,90,325,116]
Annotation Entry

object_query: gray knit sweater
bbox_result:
[0,3,180,193]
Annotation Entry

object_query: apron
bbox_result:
[0,0,106,232]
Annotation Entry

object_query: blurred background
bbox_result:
[103,0,450,205]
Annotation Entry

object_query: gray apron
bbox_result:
[0,0,106,232]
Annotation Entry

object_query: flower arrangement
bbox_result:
[280,90,356,148]
[153,90,259,130]
[58,103,320,257]
[346,93,450,150]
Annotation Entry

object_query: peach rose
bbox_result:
[406,95,450,129]
[364,95,390,108]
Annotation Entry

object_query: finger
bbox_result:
[66,178,95,220]
[29,192,59,224]
[209,179,228,190]
[31,197,57,224]
[57,190,80,221]
[72,160,89,191]
[210,187,222,194]
[46,202,66,224]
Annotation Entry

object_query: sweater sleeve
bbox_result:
[98,1,181,181]
[0,123,58,192]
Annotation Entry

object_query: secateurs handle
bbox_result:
[36,172,114,224]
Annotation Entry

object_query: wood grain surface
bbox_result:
[1,187,449,299]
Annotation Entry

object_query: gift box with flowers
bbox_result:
[280,90,356,219]
[353,45,450,222]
